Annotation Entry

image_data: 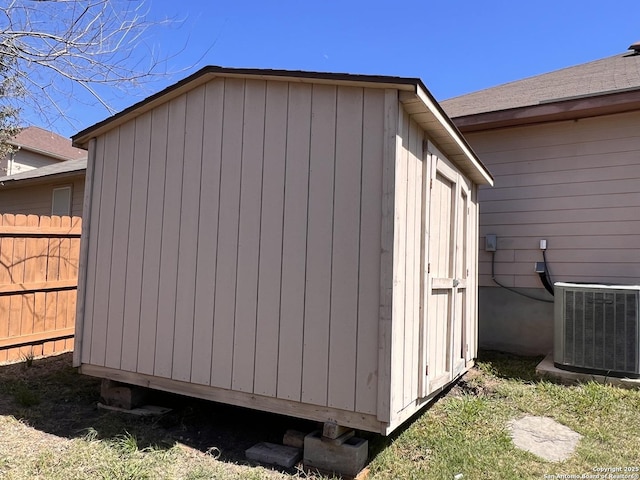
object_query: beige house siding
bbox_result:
[461,110,640,355]
[468,110,640,288]
[4,150,60,176]
[75,72,488,434]
[0,177,85,216]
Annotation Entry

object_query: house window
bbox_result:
[52,186,72,216]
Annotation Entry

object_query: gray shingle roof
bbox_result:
[442,50,640,119]
[0,158,86,184]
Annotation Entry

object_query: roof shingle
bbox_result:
[442,50,640,119]
[10,126,87,161]
[0,158,86,184]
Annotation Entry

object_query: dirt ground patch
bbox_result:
[0,353,319,477]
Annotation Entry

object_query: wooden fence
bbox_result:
[0,214,81,363]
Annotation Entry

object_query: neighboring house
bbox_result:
[0,158,86,216]
[441,42,640,355]
[71,66,492,435]
[1,125,86,177]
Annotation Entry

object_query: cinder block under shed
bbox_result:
[282,429,307,449]
[100,379,148,410]
[245,442,301,468]
[303,430,368,477]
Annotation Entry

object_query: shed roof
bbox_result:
[442,47,640,131]
[0,157,86,187]
[10,126,87,161]
[72,66,493,185]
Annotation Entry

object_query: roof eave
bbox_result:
[7,142,83,162]
[0,169,85,189]
[72,66,422,149]
[71,66,493,186]
[400,86,494,186]
[451,88,640,133]
[72,69,217,149]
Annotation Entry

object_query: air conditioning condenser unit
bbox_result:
[554,282,640,378]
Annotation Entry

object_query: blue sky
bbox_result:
[25,0,640,138]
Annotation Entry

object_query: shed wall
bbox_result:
[386,108,480,428]
[80,78,386,416]
[389,107,425,418]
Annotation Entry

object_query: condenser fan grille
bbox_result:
[554,283,640,378]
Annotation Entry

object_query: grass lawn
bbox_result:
[0,351,638,479]
[369,351,640,479]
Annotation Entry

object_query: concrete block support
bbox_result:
[245,442,301,468]
[100,379,148,410]
[283,429,307,449]
[322,421,352,439]
[304,430,368,477]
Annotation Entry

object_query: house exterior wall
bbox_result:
[4,150,60,176]
[0,177,85,216]
[466,110,640,354]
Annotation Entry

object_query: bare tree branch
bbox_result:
[0,0,179,137]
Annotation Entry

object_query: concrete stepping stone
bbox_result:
[508,416,582,462]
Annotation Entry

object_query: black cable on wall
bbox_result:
[491,251,554,303]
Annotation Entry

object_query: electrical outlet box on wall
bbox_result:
[485,234,497,252]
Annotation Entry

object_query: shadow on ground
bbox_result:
[0,353,317,473]
[0,349,549,474]
[475,350,545,383]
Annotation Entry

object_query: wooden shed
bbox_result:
[71,67,493,435]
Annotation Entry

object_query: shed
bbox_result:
[72,67,493,435]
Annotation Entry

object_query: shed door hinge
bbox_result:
[427,263,431,274]
[430,178,433,189]
[425,365,429,376]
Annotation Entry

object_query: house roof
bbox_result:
[10,126,87,161]
[0,158,86,187]
[72,66,493,185]
[442,46,640,131]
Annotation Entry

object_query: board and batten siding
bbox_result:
[385,107,480,428]
[468,110,640,288]
[388,107,425,420]
[80,78,385,417]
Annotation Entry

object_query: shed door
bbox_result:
[423,151,469,395]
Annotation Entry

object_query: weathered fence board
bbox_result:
[0,214,81,362]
